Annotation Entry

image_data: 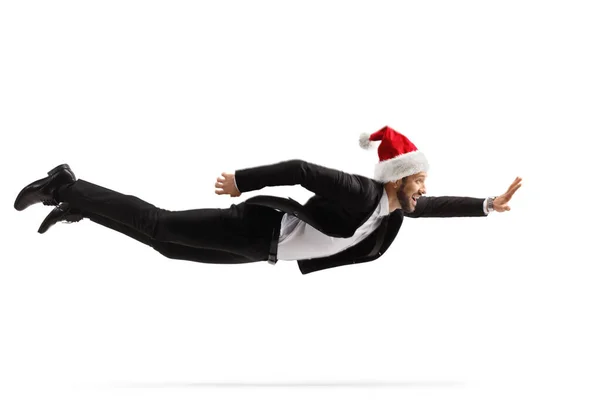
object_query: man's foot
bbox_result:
[14,164,76,211]
[38,202,83,234]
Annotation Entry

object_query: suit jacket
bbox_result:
[234,159,487,274]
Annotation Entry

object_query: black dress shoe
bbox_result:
[38,202,83,234]
[14,164,76,211]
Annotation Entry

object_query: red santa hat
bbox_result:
[359,126,429,182]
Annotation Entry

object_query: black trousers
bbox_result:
[56,179,284,264]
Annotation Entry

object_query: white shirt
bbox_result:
[276,189,391,261]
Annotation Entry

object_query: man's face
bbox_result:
[396,172,427,212]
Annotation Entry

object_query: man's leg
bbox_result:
[56,179,281,259]
[83,211,259,264]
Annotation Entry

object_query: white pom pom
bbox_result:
[359,132,373,149]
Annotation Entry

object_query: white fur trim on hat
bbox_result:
[373,150,429,182]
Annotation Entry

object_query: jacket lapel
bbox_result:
[366,216,389,258]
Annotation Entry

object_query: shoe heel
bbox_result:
[47,164,70,176]
[65,213,83,223]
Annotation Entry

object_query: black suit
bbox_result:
[56,159,487,274]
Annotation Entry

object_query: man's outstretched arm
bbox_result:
[406,177,523,218]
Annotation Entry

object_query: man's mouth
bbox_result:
[411,194,420,206]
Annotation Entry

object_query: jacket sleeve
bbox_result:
[234,159,369,208]
[404,196,487,218]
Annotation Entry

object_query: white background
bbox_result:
[1,1,598,399]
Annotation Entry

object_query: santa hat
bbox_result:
[359,126,429,182]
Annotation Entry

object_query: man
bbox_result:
[13,126,521,274]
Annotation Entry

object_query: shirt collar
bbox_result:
[380,187,390,216]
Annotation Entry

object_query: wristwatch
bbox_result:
[486,196,497,213]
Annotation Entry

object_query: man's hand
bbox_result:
[215,172,241,197]
[493,177,522,212]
